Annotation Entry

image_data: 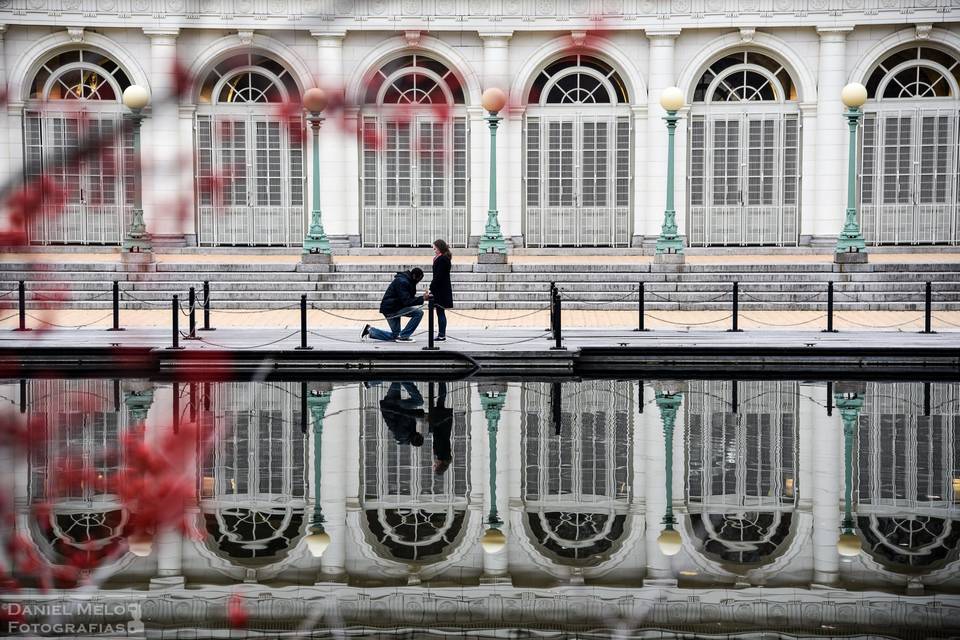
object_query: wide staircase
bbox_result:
[1,258,959,312]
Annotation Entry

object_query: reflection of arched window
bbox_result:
[24,50,135,245]
[524,55,631,248]
[521,380,632,567]
[854,383,960,573]
[860,46,960,246]
[26,380,129,566]
[685,381,798,567]
[360,54,469,248]
[195,52,304,246]
[688,51,800,247]
[359,382,472,565]
[199,382,307,568]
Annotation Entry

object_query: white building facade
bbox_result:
[1,1,959,250]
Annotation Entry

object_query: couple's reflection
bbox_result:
[377,381,453,475]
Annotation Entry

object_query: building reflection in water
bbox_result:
[1,378,959,636]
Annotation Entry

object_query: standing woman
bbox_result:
[430,239,453,341]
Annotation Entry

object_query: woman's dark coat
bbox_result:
[429,254,453,309]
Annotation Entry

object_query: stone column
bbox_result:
[813,27,853,246]
[478,384,510,582]
[630,105,648,247]
[312,31,349,244]
[0,25,8,194]
[316,384,347,581]
[644,30,681,245]
[468,106,488,245]
[811,387,843,587]
[798,103,818,244]
[142,29,183,245]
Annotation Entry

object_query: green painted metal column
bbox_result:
[655,110,684,255]
[302,113,332,255]
[306,389,332,557]
[835,107,867,254]
[478,112,507,255]
[835,388,864,557]
[480,388,507,554]
[655,387,683,556]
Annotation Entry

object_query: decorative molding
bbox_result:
[237,29,254,45]
[916,23,933,39]
[404,30,422,47]
[739,27,756,42]
[66,26,83,42]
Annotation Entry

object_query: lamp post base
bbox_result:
[121,250,155,265]
[301,251,332,264]
[654,251,685,265]
[834,251,868,264]
[478,251,507,264]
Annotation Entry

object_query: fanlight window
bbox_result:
[690,512,793,565]
[858,515,960,572]
[199,52,300,104]
[366,508,466,562]
[693,51,797,103]
[364,54,466,105]
[866,46,960,99]
[529,55,628,105]
[29,49,132,102]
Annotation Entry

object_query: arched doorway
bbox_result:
[194,53,305,246]
[860,45,960,245]
[687,51,801,246]
[523,55,632,247]
[24,49,135,245]
[359,54,469,247]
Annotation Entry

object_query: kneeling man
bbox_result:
[362,267,431,343]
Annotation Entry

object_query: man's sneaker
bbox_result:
[435,336,446,342]
[360,324,371,341]
[395,336,416,343]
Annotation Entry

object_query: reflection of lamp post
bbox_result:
[305,388,332,558]
[302,88,332,261]
[479,386,507,554]
[655,87,685,263]
[835,385,863,557]
[477,88,508,263]
[835,83,868,263]
[655,382,684,556]
[123,381,154,556]
[121,85,153,262]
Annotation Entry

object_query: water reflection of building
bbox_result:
[2,378,960,637]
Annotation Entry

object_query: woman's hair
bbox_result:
[433,238,452,258]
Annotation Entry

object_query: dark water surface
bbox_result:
[1,377,958,638]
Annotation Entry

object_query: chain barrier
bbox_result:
[443,331,553,346]
[0,312,19,323]
[311,304,427,323]
[833,289,926,303]
[24,312,115,329]
[643,313,735,326]
[931,314,960,329]
[202,302,302,314]
[645,289,730,304]
[833,313,926,328]
[738,313,829,327]
[558,289,638,305]
[182,330,302,350]
[0,289,15,299]
[446,306,551,321]
[122,290,176,307]
[739,289,825,304]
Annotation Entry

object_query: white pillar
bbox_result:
[644,30,681,244]
[643,396,676,585]
[0,25,8,193]
[812,397,842,586]
[142,29,183,245]
[631,105,648,247]
[503,108,524,243]
[178,106,197,245]
[799,103,819,243]
[813,27,852,246]
[320,390,348,580]
[313,31,349,243]
[469,106,488,244]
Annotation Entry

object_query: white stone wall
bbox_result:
[0,5,958,247]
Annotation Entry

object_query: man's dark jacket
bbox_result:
[380,271,424,316]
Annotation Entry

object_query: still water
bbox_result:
[0,377,958,638]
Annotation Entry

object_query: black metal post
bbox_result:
[551,382,562,436]
[296,294,311,350]
[108,281,123,331]
[201,280,215,331]
[728,281,742,332]
[423,298,438,351]
[170,295,183,350]
[203,382,211,412]
[551,288,564,350]
[826,381,833,417]
[19,379,26,414]
[113,379,120,413]
[824,281,836,333]
[300,381,308,435]
[187,286,197,340]
[923,382,931,417]
[638,380,644,414]
[546,281,556,332]
[923,281,934,334]
[189,382,197,424]
[15,280,28,332]
[635,282,648,332]
[731,380,739,415]
[173,382,180,434]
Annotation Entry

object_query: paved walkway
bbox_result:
[2,251,960,265]
[3,308,959,333]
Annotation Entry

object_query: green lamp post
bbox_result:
[477,88,508,260]
[835,83,868,262]
[121,86,154,261]
[655,87,686,261]
[302,88,332,260]
[305,388,332,558]
[479,387,507,554]
[123,381,155,557]
[834,387,864,558]
[655,385,684,556]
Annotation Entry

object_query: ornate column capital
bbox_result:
[143,27,181,43]
[479,31,513,44]
[815,26,853,41]
[645,28,681,42]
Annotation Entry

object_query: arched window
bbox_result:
[359,54,468,248]
[195,52,305,247]
[688,50,801,247]
[358,382,472,566]
[521,380,633,567]
[199,382,307,568]
[524,55,632,247]
[859,46,960,246]
[24,49,135,245]
[685,380,799,567]
[854,382,960,573]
